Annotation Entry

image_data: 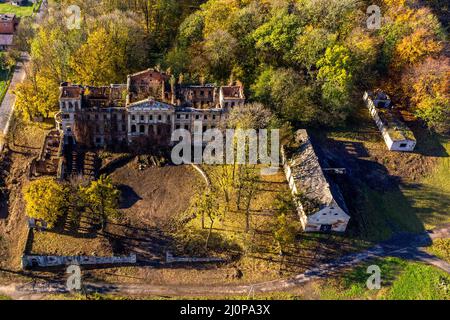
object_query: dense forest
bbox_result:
[12,0,449,133]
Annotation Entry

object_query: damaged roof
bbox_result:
[221,86,244,99]
[287,129,348,214]
[60,86,82,99]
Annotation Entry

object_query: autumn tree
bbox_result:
[227,103,274,130]
[393,28,443,68]
[402,57,450,133]
[13,73,59,121]
[289,26,335,75]
[380,4,444,71]
[209,165,234,216]
[252,6,301,64]
[79,175,121,230]
[237,165,259,232]
[316,45,354,124]
[70,28,126,85]
[23,178,65,228]
[189,189,224,251]
[272,192,300,271]
[30,22,81,86]
[252,68,319,124]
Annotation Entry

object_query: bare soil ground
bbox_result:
[0,119,52,275]
[110,159,204,229]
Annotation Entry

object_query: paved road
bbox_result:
[0,0,47,152]
[1,224,448,299]
[0,53,30,152]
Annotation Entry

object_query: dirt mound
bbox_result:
[110,160,204,229]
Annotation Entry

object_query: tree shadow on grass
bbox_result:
[403,119,449,157]
[401,183,450,228]
[314,136,427,242]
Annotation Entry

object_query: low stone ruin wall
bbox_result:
[166,251,224,263]
[21,253,137,270]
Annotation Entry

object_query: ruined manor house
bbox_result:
[55,69,245,148]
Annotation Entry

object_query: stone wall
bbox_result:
[21,253,137,270]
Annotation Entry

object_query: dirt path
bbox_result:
[1,225,448,299]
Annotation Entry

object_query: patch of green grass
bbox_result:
[0,66,11,104]
[322,109,450,241]
[387,262,450,300]
[358,186,426,241]
[317,257,450,300]
[0,294,11,300]
[0,3,34,17]
[406,135,450,229]
[427,239,450,263]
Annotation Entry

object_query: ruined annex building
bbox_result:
[55,69,245,148]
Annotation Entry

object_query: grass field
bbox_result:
[0,66,12,106]
[0,3,35,17]
[316,257,450,300]
[374,133,450,232]
[427,239,450,263]
[319,106,450,241]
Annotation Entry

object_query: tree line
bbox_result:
[164,0,449,132]
[10,0,448,133]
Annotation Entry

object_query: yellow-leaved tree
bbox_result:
[23,178,65,227]
[69,28,127,86]
[79,175,120,231]
[13,72,60,121]
[394,28,443,68]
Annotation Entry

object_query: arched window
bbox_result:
[139,125,145,133]
[131,125,136,133]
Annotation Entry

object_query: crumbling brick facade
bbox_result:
[56,69,245,148]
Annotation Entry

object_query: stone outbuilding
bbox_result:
[283,130,351,232]
[364,90,416,152]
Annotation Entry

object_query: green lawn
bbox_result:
[0,69,9,91]
[427,239,450,263]
[317,257,450,300]
[361,134,449,240]
[0,66,11,106]
[0,3,35,17]
[410,135,450,229]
